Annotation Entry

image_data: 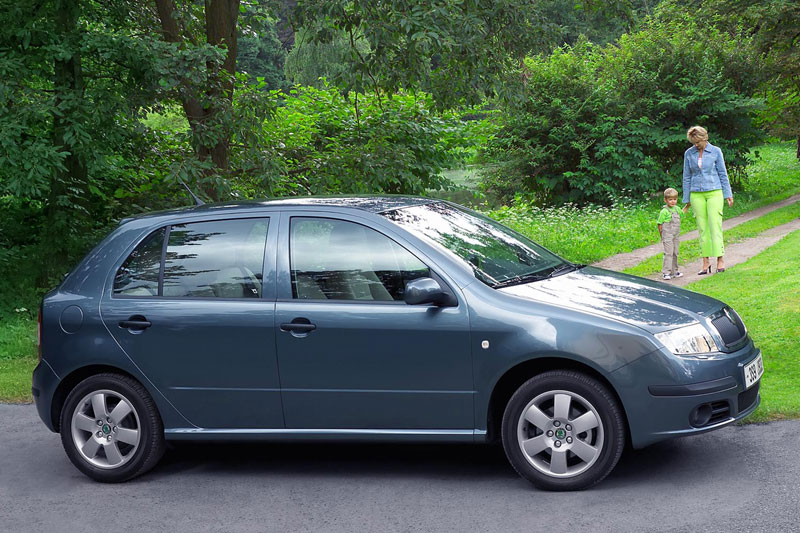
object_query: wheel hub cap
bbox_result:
[517,390,604,479]
[71,389,141,469]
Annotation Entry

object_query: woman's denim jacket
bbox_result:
[682,142,732,203]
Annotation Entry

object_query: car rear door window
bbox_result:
[163,219,269,298]
[290,217,430,301]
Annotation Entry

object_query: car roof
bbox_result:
[120,195,439,224]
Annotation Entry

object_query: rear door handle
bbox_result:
[280,323,316,333]
[119,316,151,330]
[280,318,316,333]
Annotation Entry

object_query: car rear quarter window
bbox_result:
[290,217,430,301]
[113,227,165,296]
[163,219,269,298]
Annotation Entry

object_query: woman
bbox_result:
[682,126,734,274]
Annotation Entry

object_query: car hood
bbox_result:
[498,266,722,333]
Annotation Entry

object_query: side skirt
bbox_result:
[165,428,489,443]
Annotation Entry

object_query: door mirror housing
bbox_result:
[404,277,456,306]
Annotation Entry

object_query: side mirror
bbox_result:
[404,277,455,306]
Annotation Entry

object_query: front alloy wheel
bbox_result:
[502,370,625,490]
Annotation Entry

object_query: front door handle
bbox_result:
[280,318,316,333]
[119,315,151,331]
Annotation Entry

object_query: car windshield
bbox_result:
[381,202,569,287]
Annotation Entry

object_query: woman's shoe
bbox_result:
[697,266,712,275]
[717,267,726,273]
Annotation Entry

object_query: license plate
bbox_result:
[743,354,764,389]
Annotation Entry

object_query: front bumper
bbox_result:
[612,339,762,449]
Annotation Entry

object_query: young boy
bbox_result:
[657,187,683,280]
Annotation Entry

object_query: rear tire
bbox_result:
[501,370,625,491]
[60,373,165,482]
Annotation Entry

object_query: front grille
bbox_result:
[738,382,760,413]
[708,401,731,425]
[711,307,747,347]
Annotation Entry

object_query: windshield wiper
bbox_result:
[547,263,578,278]
[492,272,551,289]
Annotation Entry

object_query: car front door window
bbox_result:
[290,217,430,301]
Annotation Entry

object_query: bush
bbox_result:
[481,17,764,205]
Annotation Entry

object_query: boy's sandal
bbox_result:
[697,267,712,275]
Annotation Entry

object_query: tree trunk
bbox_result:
[796,136,799,161]
[154,0,240,201]
[41,0,88,281]
[204,0,240,174]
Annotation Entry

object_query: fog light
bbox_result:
[689,403,713,427]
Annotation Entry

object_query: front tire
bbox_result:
[60,373,165,482]
[501,370,625,491]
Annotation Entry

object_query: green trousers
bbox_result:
[690,189,724,258]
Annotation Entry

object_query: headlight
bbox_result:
[654,323,719,355]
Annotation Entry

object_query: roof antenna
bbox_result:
[178,178,205,206]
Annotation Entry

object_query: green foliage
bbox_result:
[237,17,287,91]
[250,85,470,195]
[292,0,562,107]
[481,17,764,205]
[284,25,370,92]
[540,0,648,47]
[657,0,800,153]
[0,0,240,276]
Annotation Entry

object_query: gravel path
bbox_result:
[593,193,800,272]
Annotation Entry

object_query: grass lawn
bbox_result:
[485,141,800,264]
[686,229,800,422]
[624,201,800,276]
[0,314,37,402]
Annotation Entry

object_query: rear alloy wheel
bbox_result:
[60,373,165,482]
[501,370,625,491]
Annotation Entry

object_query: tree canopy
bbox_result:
[1,0,798,284]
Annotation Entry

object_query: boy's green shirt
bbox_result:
[657,205,682,224]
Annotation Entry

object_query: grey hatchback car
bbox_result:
[33,197,763,490]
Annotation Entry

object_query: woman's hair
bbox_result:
[687,125,708,143]
[664,187,679,199]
